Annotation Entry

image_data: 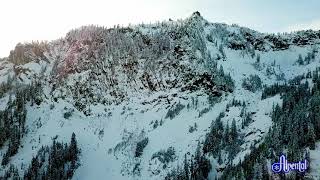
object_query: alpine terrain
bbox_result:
[1,12,320,179]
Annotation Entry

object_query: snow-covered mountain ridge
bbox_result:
[0,11,320,179]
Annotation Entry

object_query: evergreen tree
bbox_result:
[219,65,224,76]
[297,54,304,65]
[69,132,78,161]
[224,123,230,146]
[256,54,260,64]
[252,161,262,180]
[230,119,238,141]
[183,154,189,180]
[307,124,316,150]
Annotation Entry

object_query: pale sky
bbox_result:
[1,0,320,58]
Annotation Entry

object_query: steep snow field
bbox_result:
[3,45,319,179]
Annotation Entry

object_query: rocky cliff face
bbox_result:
[2,12,235,113]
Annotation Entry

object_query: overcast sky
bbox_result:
[1,0,320,57]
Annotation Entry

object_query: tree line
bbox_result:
[2,133,80,179]
[0,79,43,166]
[221,68,320,179]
